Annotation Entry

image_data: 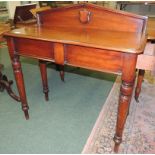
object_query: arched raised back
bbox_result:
[36,3,147,33]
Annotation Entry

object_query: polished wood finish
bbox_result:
[7,37,29,119]
[7,27,145,53]
[0,23,20,102]
[37,4,146,33]
[4,3,147,153]
[13,4,63,82]
[114,54,137,152]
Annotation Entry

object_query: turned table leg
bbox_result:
[12,56,29,119]
[113,54,137,153]
[39,60,49,101]
[113,80,134,152]
[135,69,145,102]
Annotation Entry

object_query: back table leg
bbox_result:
[39,60,49,101]
[59,65,65,82]
[135,69,145,102]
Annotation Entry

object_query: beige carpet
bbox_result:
[82,72,155,154]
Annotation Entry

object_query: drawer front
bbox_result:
[66,45,123,74]
[15,38,54,60]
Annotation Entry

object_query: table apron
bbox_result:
[14,38,124,74]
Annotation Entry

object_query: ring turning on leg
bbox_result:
[114,80,134,153]
[113,54,137,153]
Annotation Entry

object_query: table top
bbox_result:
[4,25,146,54]
[4,3,147,55]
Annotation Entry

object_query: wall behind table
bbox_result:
[120,3,155,16]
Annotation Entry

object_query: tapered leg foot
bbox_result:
[60,70,65,82]
[44,88,49,101]
[135,96,139,103]
[23,108,29,120]
[113,135,122,153]
[22,104,29,120]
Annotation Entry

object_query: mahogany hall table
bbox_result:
[4,3,147,153]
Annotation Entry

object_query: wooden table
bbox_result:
[0,23,20,101]
[135,17,155,101]
[4,3,147,153]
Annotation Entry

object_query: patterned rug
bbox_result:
[82,72,155,154]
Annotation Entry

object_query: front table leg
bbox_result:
[113,54,137,153]
[113,80,134,152]
[12,56,29,119]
